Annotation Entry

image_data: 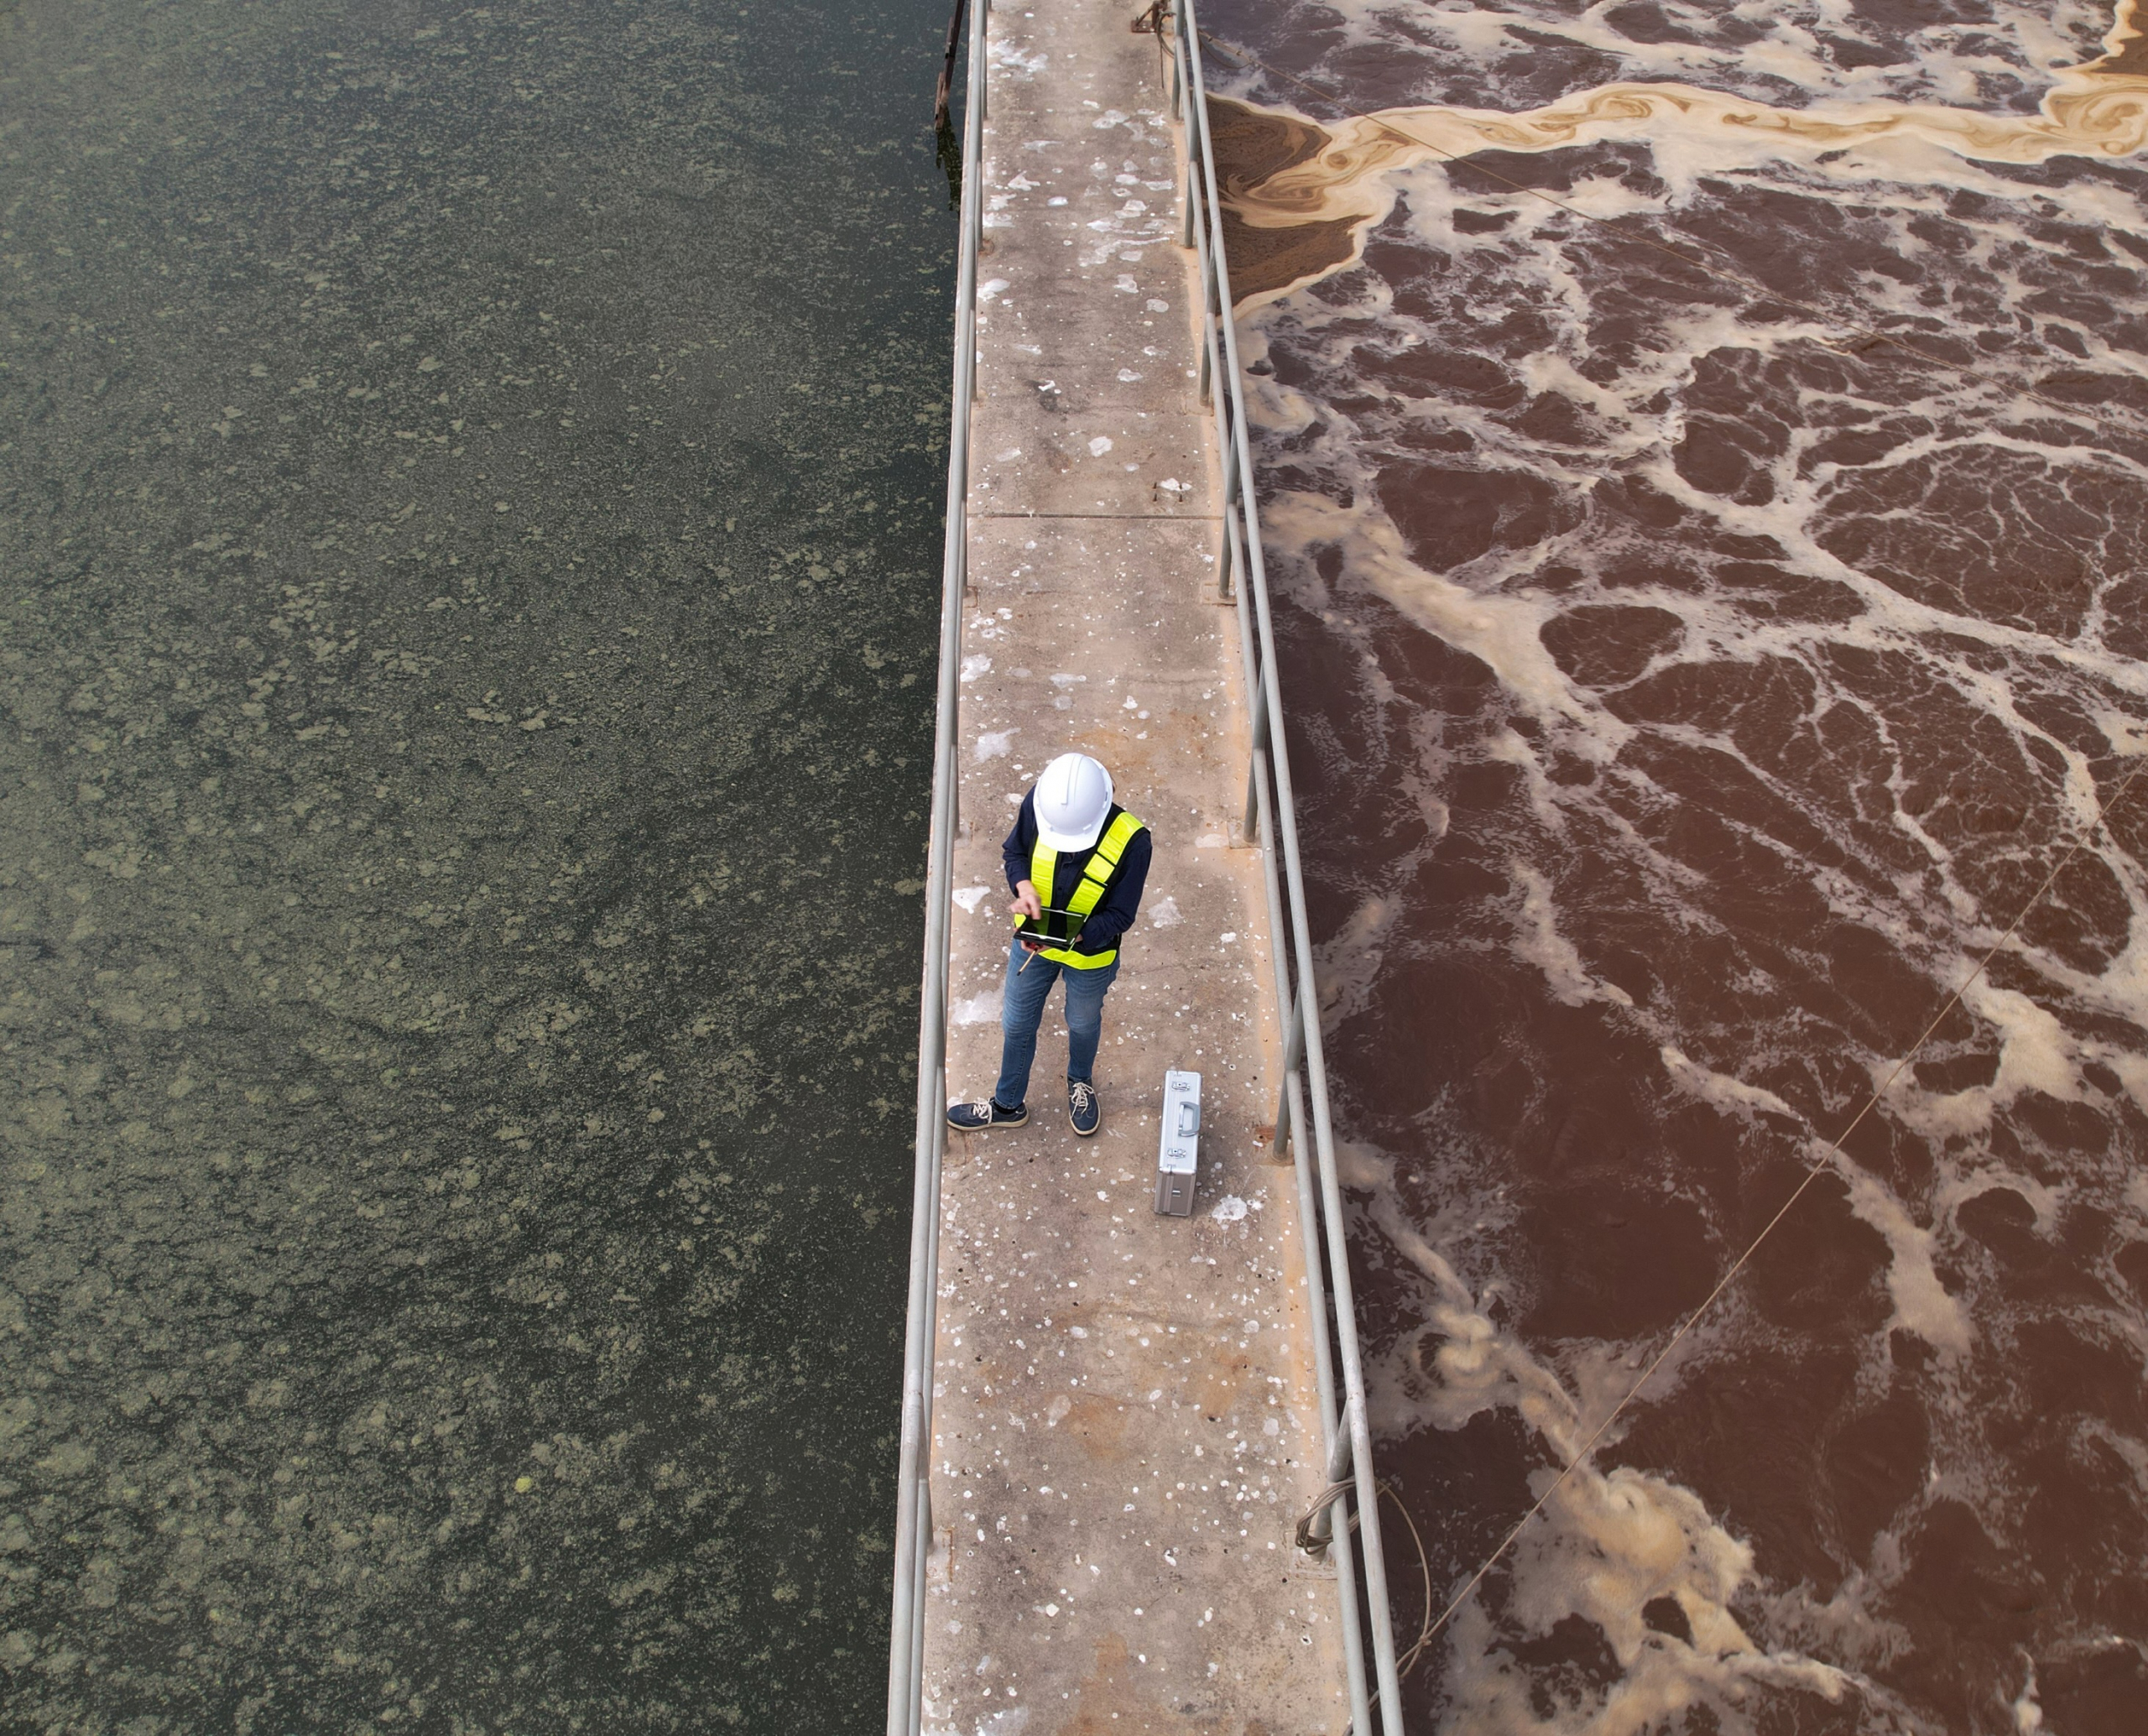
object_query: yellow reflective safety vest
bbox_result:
[1024,808,1147,969]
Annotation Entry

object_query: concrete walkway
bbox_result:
[919,4,1348,1732]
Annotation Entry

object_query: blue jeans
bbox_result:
[993,935,1120,1109]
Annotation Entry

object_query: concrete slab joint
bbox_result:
[920,2,1348,1732]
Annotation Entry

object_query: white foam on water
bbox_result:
[1331,1138,1394,1194]
[1882,977,2086,1144]
[1511,860,1635,1009]
[1658,1046,1800,1123]
[1361,1179,1592,1450]
[1838,1157,1975,1360]
[1315,894,1400,1030]
[2013,1660,2046,1732]
[1217,0,2148,247]
[1224,0,2148,1723]
[1440,1469,1859,1733]
[1263,491,1606,740]
[1355,1167,1851,1728]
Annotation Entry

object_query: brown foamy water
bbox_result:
[1204,0,2148,1728]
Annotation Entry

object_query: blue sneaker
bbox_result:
[1068,1079,1100,1137]
[947,1097,1028,1131]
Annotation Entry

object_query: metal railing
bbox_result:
[884,0,984,1723]
[886,0,1404,1728]
[1166,1,1405,1728]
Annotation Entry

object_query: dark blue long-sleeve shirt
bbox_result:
[1002,788,1152,957]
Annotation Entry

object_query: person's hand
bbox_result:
[1012,880,1045,952]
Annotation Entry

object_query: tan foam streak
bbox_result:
[1229,3,2148,232]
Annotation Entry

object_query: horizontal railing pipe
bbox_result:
[1172,1,1407,1728]
[886,0,988,1728]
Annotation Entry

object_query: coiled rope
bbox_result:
[1296,1478,1439,1679]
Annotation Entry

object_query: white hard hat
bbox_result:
[1034,753,1113,851]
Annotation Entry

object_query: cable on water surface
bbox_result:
[1401,743,2148,1655]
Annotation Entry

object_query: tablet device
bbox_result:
[1016,906,1087,948]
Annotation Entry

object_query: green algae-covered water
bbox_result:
[0,1,951,1726]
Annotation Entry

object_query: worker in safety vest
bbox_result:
[947,752,1150,1137]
